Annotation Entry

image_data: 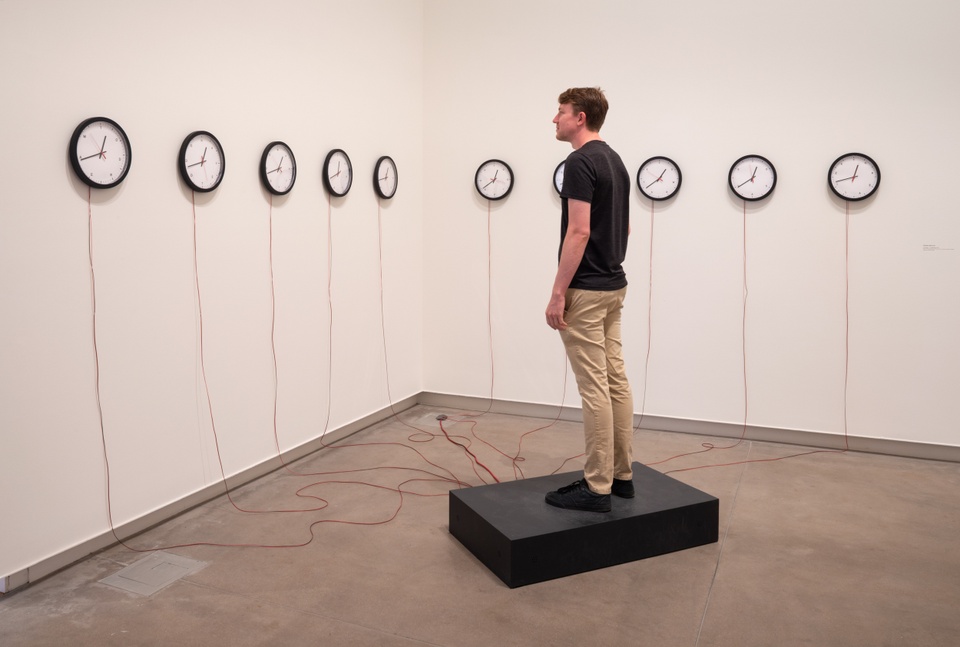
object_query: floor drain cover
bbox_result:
[100,551,206,596]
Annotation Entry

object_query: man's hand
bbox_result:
[546,293,567,330]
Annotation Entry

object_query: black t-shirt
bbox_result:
[559,140,630,291]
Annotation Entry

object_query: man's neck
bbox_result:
[570,130,602,150]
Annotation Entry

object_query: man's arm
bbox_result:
[545,198,590,330]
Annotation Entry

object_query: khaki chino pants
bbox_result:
[559,287,634,495]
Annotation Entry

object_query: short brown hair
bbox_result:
[558,87,609,132]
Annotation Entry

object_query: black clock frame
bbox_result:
[373,155,398,199]
[178,130,225,193]
[259,141,296,196]
[728,154,777,202]
[68,116,132,189]
[637,155,682,201]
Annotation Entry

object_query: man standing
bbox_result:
[545,87,634,513]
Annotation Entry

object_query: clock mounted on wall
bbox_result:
[475,159,514,200]
[260,141,296,195]
[69,116,132,189]
[729,154,776,201]
[637,156,682,201]
[828,152,880,202]
[178,130,225,192]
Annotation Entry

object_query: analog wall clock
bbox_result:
[373,155,398,199]
[828,152,880,201]
[553,161,565,194]
[729,154,776,201]
[68,116,132,189]
[637,156,682,201]
[475,159,513,200]
[260,141,296,195]
[178,130,225,192]
[323,148,353,197]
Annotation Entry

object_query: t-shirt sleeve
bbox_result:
[560,151,595,204]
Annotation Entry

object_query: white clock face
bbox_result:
[180,131,224,192]
[828,153,880,202]
[475,159,513,200]
[70,118,131,188]
[375,156,398,199]
[261,142,296,195]
[729,154,776,201]
[553,161,565,194]
[638,156,682,201]
[324,149,353,196]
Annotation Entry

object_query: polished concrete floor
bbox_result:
[2,406,959,646]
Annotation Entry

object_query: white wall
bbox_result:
[0,0,424,579]
[423,1,959,441]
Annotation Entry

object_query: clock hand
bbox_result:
[736,166,759,188]
[851,164,859,182]
[483,179,495,189]
[645,169,667,188]
[81,136,108,161]
[200,147,207,167]
[273,156,285,174]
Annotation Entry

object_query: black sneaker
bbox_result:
[612,477,635,499]
[545,479,611,512]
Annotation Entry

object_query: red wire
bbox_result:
[649,199,850,473]
[635,199,656,433]
[90,184,857,554]
[843,202,851,450]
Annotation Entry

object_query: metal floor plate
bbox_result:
[100,551,207,596]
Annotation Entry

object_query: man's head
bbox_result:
[557,87,609,133]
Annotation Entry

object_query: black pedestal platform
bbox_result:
[449,462,719,588]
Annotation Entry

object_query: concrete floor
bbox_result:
[2,406,959,646]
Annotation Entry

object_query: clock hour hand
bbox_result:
[269,156,284,174]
